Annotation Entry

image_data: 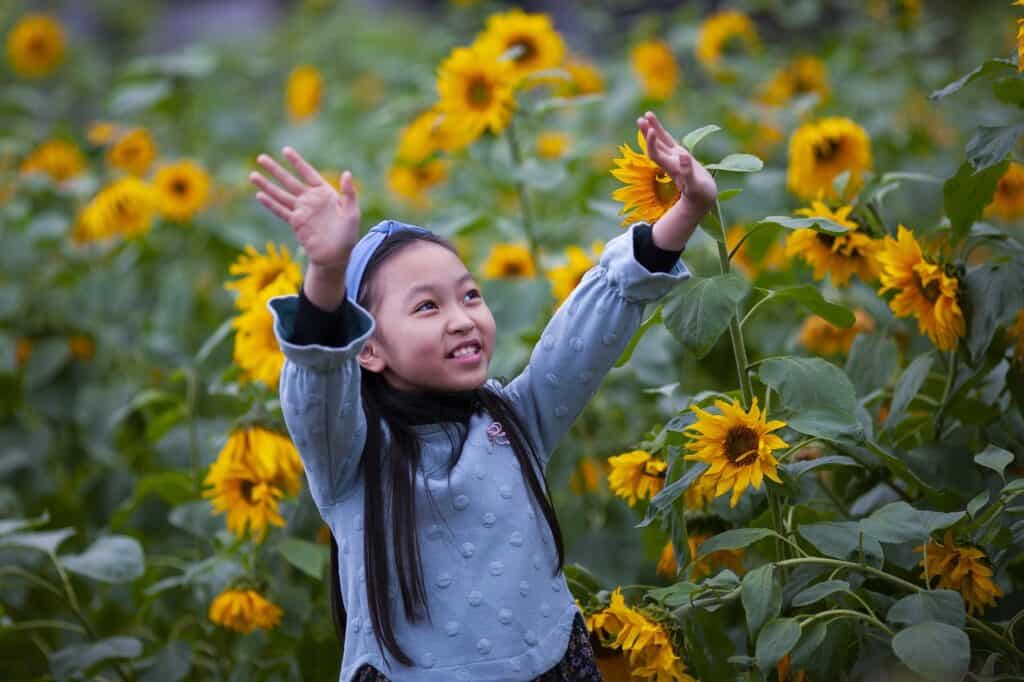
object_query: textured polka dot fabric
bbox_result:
[266,224,691,681]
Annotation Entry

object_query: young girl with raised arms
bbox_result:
[249,111,718,682]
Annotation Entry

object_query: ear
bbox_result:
[358,341,387,374]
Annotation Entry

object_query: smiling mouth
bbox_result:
[447,343,482,360]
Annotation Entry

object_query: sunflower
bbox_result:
[19,139,86,183]
[684,397,788,508]
[557,57,605,97]
[286,64,323,122]
[799,308,875,356]
[215,426,304,496]
[481,242,536,279]
[630,40,678,100]
[395,108,444,164]
[607,450,666,507]
[587,587,696,682]
[203,452,286,542]
[208,587,283,633]
[985,161,1024,221]
[916,530,1003,615]
[611,129,681,227]
[547,240,604,306]
[154,159,211,222]
[387,159,450,210]
[695,10,760,78]
[657,533,746,581]
[535,130,570,160]
[784,200,882,286]
[726,225,786,279]
[1008,309,1024,364]
[87,121,119,146]
[474,9,566,82]
[224,242,302,312]
[436,42,517,145]
[787,117,872,201]
[877,225,965,351]
[107,128,158,177]
[231,276,294,390]
[568,456,601,494]
[758,55,830,107]
[5,14,65,78]
[85,177,158,240]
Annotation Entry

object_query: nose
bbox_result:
[447,307,475,334]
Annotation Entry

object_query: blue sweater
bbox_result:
[266,222,692,681]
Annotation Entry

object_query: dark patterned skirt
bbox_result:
[352,611,604,681]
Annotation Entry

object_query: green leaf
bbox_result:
[886,353,934,430]
[0,510,50,536]
[845,332,899,397]
[798,522,884,567]
[682,124,721,151]
[967,489,989,518]
[790,621,828,667]
[765,285,856,328]
[564,563,605,603]
[696,528,779,556]
[966,125,1024,171]
[993,77,1024,107]
[741,565,781,638]
[195,318,233,365]
[782,455,860,479]
[943,159,1009,244]
[138,640,191,682]
[706,153,763,173]
[701,203,725,241]
[718,188,743,202]
[647,581,702,608]
[22,337,71,391]
[662,274,750,359]
[791,580,851,607]
[61,535,145,583]
[887,590,965,629]
[928,58,1016,101]
[615,306,662,368]
[859,502,964,544]
[638,462,708,527]
[757,357,863,440]
[49,637,143,682]
[112,471,195,529]
[277,537,328,580]
[109,80,173,116]
[0,528,75,553]
[756,215,850,235]
[964,261,1024,364]
[756,618,801,671]
[974,445,1014,479]
[892,622,970,681]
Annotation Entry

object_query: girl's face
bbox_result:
[358,241,496,393]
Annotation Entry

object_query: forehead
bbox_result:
[371,241,471,303]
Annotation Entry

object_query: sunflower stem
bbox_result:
[933,349,957,439]
[505,118,540,266]
[714,213,754,410]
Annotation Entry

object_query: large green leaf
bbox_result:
[741,565,781,638]
[662,274,750,359]
[49,637,143,682]
[791,579,851,607]
[0,528,75,553]
[892,622,970,681]
[887,590,965,629]
[964,260,1024,364]
[928,58,1016,100]
[756,215,850,235]
[845,332,899,397]
[966,124,1024,171]
[885,353,934,430]
[859,502,964,544]
[277,537,329,580]
[943,159,1009,244]
[61,535,145,583]
[682,124,721,151]
[757,357,863,440]
[756,618,801,671]
[706,153,763,173]
[763,285,855,328]
[798,522,884,567]
[696,528,779,555]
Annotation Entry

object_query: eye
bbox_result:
[465,288,482,302]
[414,300,437,313]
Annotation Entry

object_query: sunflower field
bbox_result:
[2,0,1024,680]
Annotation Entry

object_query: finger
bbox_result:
[249,172,297,209]
[338,170,357,201]
[645,111,677,148]
[257,153,305,194]
[678,150,696,178]
[645,128,663,161]
[283,147,327,187]
[256,191,294,223]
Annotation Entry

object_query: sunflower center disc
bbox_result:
[724,426,759,464]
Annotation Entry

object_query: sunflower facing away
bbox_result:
[6,14,65,78]
[394,107,465,163]
[607,450,666,507]
[474,9,566,82]
[535,130,571,160]
[685,397,788,508]
[695,10,760,77]
[481,242,536,279]
[916,530,1003,615]
[784,200,882,286]
[286,64,323,122]
[546,240,604,307]
[799,308,875,357]
[657,533,746,581]
[107,128,159,177]
[231,276,294,389]
[787,117,872,200]
[877,225,965,351]
[209,587,283,634]
[436,41,517,145]
[224,242,302,312]
[611,129,681,227]
[19,139,86,183]
[985,161,1024,221]
[758,55,830,107]
[154,159,211,222]
[630,40,678,101]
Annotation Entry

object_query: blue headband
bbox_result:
[345,219,432,300]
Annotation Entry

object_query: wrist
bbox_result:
[304,262,348,311]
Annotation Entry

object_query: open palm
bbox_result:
[638,111,718,210]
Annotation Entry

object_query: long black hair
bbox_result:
[327,230,565,669]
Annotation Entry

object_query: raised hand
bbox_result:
[637,111,718,210]
[249,147,360,271]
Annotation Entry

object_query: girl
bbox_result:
[250,111,717,682]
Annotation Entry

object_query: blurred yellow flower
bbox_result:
[535,130,570,159]
[387,159,449,209]
[154,159,211,222]
[611,129,680,227]
[437,42,517,144]
[568,456,601,494]
[6,14,65,78]
[695,10,760,77]
[557,56,605,97]
[475,9,566,82]
[607,449,665,507]
[546,240,603,306]
[224,242,302,312]
[351,71,384,110]
[758,55,830,107]
[209,588,283,634]
[985,161,1024,221]
[725,225,786,279]
[218,425,304,497]
[916,530,1003,616]
[684,397,787,508]
[19,139,86,183]
[1008,308,1024,364]
[87,121,119,146]
[286,64,323,122]
[799,309,875,357]
[785,200,882,287]
[657,533,746,581]
[67,334,95,361]
[107,128,158,177]
[877,226,965,351]
[631,40,678,100]
[481,242,536,279]
[231,276,294,389]
[787,117,872,200]
[86,176,159,241]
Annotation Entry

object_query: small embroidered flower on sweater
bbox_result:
[486,421,509,446]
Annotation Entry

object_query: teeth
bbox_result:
[451,345,479,358]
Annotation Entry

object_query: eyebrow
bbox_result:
[404,272,477,303]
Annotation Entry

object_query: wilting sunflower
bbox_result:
[759,55,830,107]
[985,161,1024,221]
[630,40,678,100]
[787,117,872,200]
[231,276,294,389]
[481,242,536,279]
[387,159,449,210]
[546,240,604,306]
[535,130,571,160]
[203,452,286,542]
[1008,309,1024,364]
[215,426,304,496]
[154,159,211,222]
[695,10,760,77]
[611,129,681,227]
[784,200,882,286]
[587,587,696,682]
[224,242,302,312]
[19,139,86,183]
[209,587,283,634]
[6,14,65,78]
[916,530,1003,615]
[657,533,746,581]
[107,128,158,177]
[607,450,666,507]
[800,308,875,356]
[87,177,158,240]
[568,456,601,494]
[685,397,788,508]
[474,9,566,82]
[877,225,965,351]
[436,42,517,145]
[286,64,323,122]
[557,57,605,97]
